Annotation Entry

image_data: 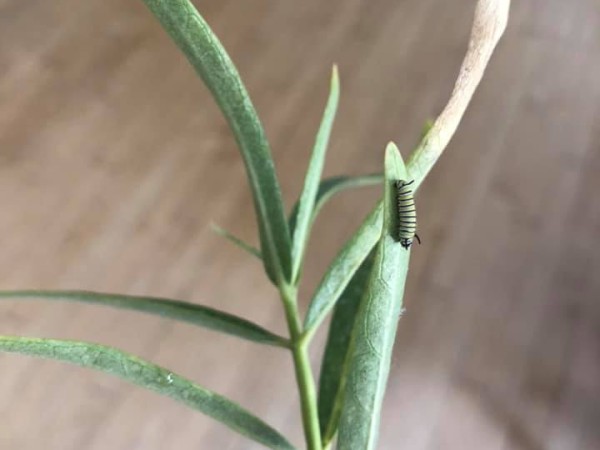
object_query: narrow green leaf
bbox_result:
[211,223,262,260]
[303,203,383,336]
[0,336,295,450]
[291,66,340,282]
[0,291,288,348]
[141,0,291,284]
[318,250,376,446]
[288,174,383,236]
[337,142,412,450]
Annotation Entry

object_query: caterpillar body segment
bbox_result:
[394,180,420,249]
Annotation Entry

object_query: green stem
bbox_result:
[280,285,322,450]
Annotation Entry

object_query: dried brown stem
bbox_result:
[407,0,511,189]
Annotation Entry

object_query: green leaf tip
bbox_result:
[384,141,407,181]
[290,64,341,282]
[331,64,340,90]
[0,336,295,450]
[211,223,262,260]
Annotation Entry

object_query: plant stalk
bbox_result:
[280,285,322,450]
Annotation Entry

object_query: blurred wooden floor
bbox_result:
[1,0,599,449]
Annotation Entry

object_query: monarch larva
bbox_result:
[394,179,421,249]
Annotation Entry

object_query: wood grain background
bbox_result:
[0,0,598,449]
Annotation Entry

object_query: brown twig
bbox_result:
[407,0,511,189]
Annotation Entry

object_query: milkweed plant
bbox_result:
[0,1,510,449]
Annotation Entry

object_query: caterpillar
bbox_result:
[394,179,421,249]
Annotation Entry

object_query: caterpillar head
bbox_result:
[400,238,413,250]
[399,234,421,249]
